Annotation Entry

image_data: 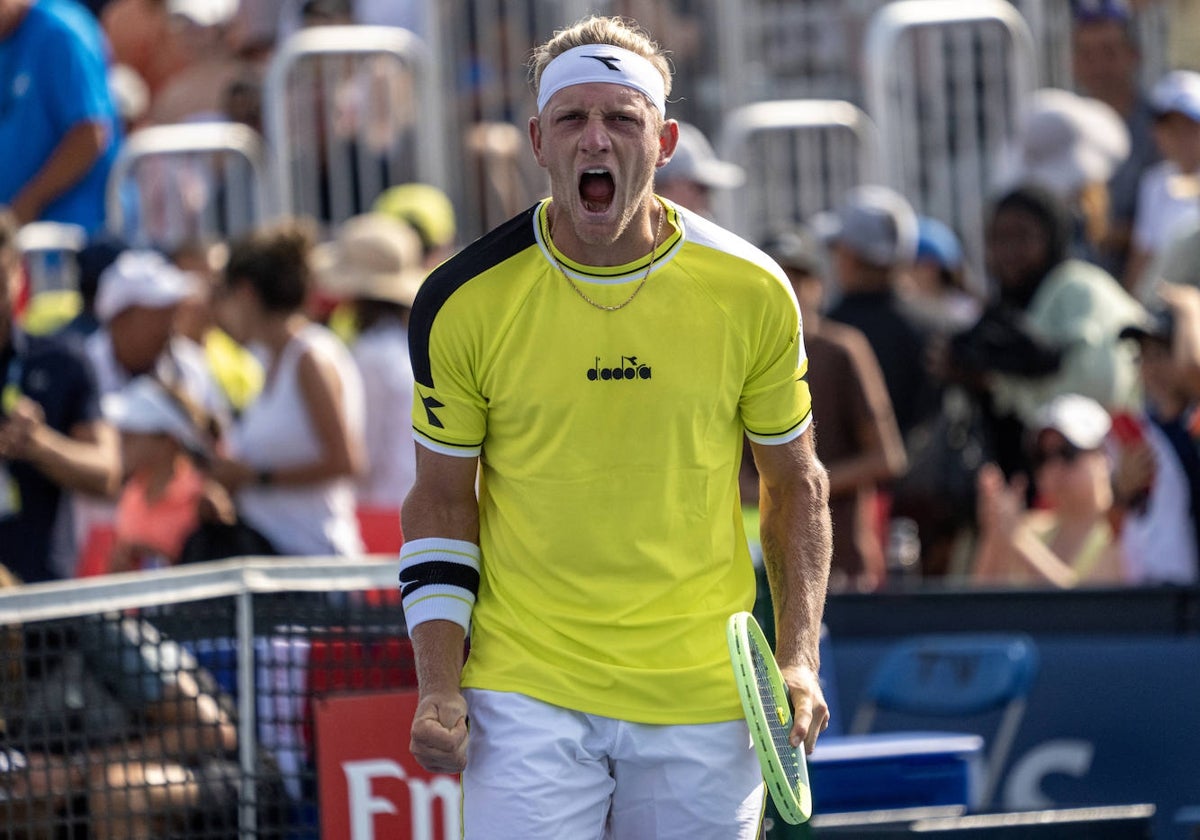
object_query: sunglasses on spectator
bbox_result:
[1032,443,1085,469]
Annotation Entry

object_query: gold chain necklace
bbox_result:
[549,203,664,312]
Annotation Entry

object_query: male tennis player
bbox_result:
[400,15,832,838]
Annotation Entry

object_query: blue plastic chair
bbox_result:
[849,633,1040,809]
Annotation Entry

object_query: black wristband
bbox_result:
[256,469,274,486]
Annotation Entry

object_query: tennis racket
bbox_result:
[726,610,813,825]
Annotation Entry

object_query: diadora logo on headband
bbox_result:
[585,54,623,71]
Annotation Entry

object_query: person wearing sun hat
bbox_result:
[314,212,426,507]
[973,392,1127,588]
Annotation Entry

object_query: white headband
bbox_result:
[537,44,666,116]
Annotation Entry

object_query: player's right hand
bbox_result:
[410,690,469,773]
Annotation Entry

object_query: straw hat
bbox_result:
[312,213,426,307]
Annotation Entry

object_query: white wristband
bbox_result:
[398,537,481,633]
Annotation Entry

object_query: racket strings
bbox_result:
[749,641,803,787]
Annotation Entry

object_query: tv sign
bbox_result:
[314,690,461,840]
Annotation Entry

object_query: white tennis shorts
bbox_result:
[460,689,765,840]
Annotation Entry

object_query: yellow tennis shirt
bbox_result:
[409,198,812,724]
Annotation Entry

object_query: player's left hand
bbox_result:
[779,663,829,755]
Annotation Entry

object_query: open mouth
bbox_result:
[579,169,615,213]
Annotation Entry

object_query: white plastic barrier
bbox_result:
[262,25,447,232]
[105,121,270,251]
[715,99,880,245]
[864,0,1037,290]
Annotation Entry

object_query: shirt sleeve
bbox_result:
[409,296,488,457]
[739,278,813,445]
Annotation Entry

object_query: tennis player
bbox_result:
[400,15,832,838]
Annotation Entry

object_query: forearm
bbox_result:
[759,461,832,672]
[826,449,903,498]
[25,424,120,498]
[12,122,107,222]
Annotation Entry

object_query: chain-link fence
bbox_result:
[0,559,434,840]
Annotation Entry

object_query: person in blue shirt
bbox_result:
[0,0,121,234]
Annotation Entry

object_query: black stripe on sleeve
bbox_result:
[409,206,539,388]
[398,561,482,599]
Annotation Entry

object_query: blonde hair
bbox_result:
[529,16,672,102]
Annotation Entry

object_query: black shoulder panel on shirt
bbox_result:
[409,205,538,388]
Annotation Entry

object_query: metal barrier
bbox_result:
[863,0,1037,289]
[715,99,880,245]
[0,558,412,840]
[15,222,86,296]
[262,25,448,233]
[105,121,271,252]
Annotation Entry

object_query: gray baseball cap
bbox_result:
[816,185,918,268]
[657,122,746,189]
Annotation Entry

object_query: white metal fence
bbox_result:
[864,0,1038,286]
[715,99,880,246]
[106,121,270,252]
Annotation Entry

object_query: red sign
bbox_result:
[314,690,461,840]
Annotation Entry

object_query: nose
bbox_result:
[579,116,612,154]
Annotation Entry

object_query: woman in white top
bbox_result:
[211,219,365,556]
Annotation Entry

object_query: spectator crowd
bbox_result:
[3,0,1200,591]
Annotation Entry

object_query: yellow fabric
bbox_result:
[1036,519,1113,582]
[411,199,812,725]
[204,328,263,412]
[19,290,81,336]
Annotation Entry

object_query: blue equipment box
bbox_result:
[808,732,984,813]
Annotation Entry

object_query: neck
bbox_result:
[548,197,661,268]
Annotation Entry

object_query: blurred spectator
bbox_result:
[897,216,982,335]
[1071,0,1161,277]
[170,238,264,414]
[0,0,122,233]
[0,208,120,583]
[372,182,459,270]
[107,62,150,133]
[892,220,986,578]
[85,250,227,424]
[104,375,213,571]
[145,0,249,126]
[947,186,1144,479]
[1112,307,1200,584]
[655,121,745,219]
[209,219,365,557]
[1001,88,1130,267]
[55,233,127,342]
[1127,70,1200,294]
[1143,217,1200,302]
[314,213,424,509]
[821,185,937,440]
[0,582,285,837]
[763,227,907,591]
[973,393,1126,588]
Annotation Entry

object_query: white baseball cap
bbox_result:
[1152,70,1200,122]
[657,122,745,190]
[1031,393,1112,451]
[95,251,198,323]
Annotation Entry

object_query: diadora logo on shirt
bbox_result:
[586,355,652,382]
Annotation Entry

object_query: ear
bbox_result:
[529,116,547,168]
[656,119,680,169]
